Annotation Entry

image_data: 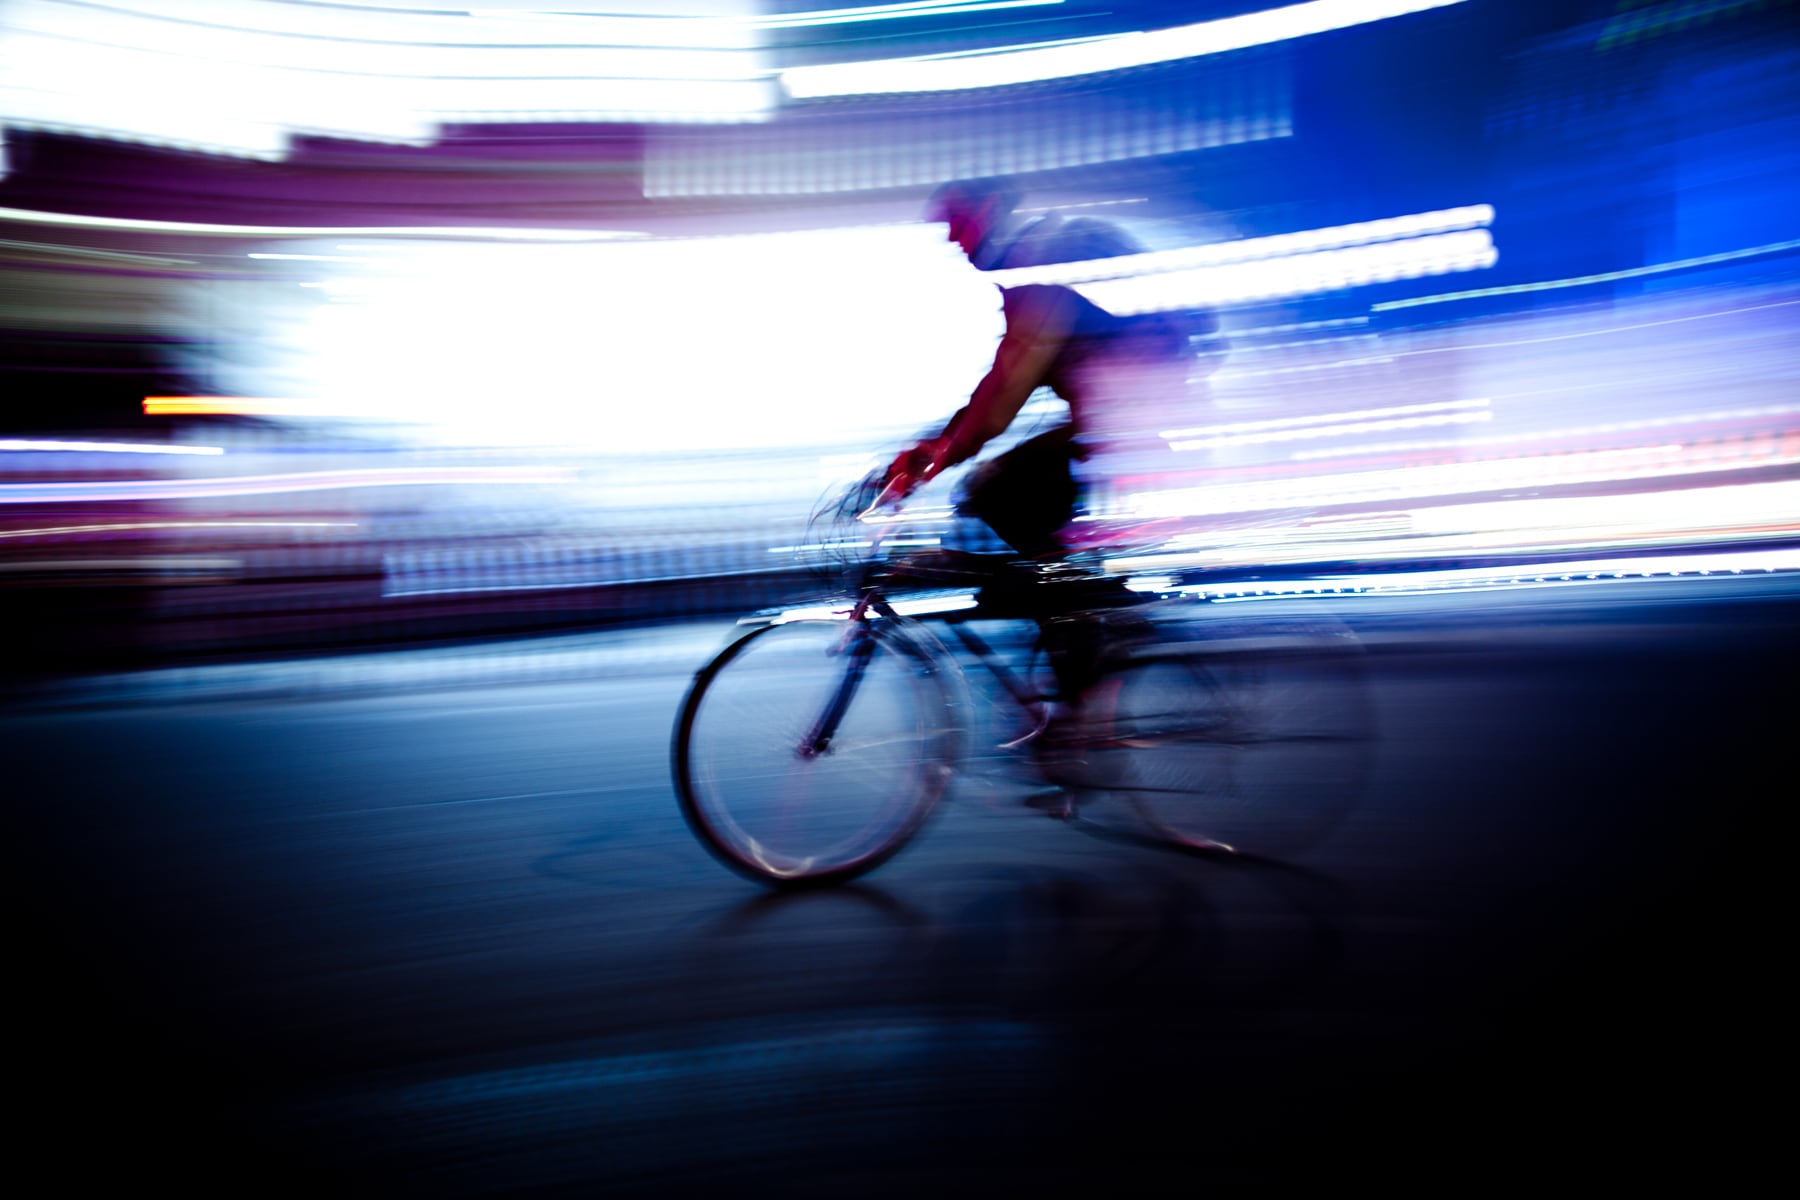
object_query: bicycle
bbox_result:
[671,466,1375,888]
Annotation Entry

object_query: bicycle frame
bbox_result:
[676,474,1377,886]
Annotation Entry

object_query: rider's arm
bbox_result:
[902,285,1078,487]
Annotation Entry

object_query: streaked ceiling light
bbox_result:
[0,206,643,241]
[1076,229,1497,313]
[781,0,1471,97]
[0,0,773,161]
[990,205,1494,289]
[0,466,577,505]
[757,1,1064,29]
[0,438,224,455]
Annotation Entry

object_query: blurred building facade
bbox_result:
[2,0,1795,667]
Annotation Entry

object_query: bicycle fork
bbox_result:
[797,619,879,759]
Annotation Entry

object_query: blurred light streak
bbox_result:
[0,438,224,455]
[1156,547,1800,602]
[1400,296,1800,357]
[1291,404,1800,462]
[993,206,1495,288]
[781,0,1469,96]
[758,0,1063,28]
[0,238,193,267]
[1126,440,1800,520]
[0,557,238,574]
[1076,229,1496,314]
[1102,480,1800,574]
[769,593,978,623]
[0,467,576,504]
[1170,409,1492,451]
[766,538,942,553]
[1163,398,1491,445]
[145,398,352,417]
[247,252,382,264]
[1373,239,1800,311]
[0,521,357,540]
[0,207,645,242]
[0,0,774,159]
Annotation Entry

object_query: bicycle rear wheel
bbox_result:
[1073,612,1375,857]
[673,616,962,887]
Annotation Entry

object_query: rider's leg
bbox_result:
[956,425,1136,705]
[956,424,1080,560]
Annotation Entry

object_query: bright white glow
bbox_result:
[782,0,1470,97]
[1125,438,1800,521]
[892,593,980,615]
[0,0,773,160]
[1100,481,1800,579]
[248,252,380,263]
[1076,229,1497,314]
[0,206,645,241]
[769,593,978,622]
[210,225,998,452]
[767,603,856,623]
[0,438,224,455]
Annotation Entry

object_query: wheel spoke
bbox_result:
[674,618,959,886]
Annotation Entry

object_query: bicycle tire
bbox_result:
[673,616,962,887]
[1068,611,1375,857]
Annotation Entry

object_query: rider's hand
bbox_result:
[882,439,945,500]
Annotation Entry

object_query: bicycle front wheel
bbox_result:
[673,617,961,887]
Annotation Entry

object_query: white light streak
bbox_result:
[1168,408,1491,451]
[759,1,1063,29]
[1126,438,1800,521]
[0,438,224,455]
[782,0,1470,97]
[769,593,978,623]
[0,466,576,504]
[1163,547,1800,601]
[0,0,775,160]
[0,521,357,540]
[1101,479,1800,582]
[0,206,644,241]
[1374,237,1800,311]
[248,252,382,263]
[990,205,1495,289]
[1076,229,1497,314]
[1163,397,1490,441]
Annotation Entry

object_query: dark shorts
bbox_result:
[956,424,1082,558]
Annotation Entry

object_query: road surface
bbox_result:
[6,578,1791,1195]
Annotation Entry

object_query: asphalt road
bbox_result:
[7,579,1792,1196]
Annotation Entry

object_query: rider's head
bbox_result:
[927,177,1020,267]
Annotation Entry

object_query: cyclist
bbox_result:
[883,176,1219,709]
[884,176,1215,558]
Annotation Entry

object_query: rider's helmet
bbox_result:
[927,177,1020,268]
